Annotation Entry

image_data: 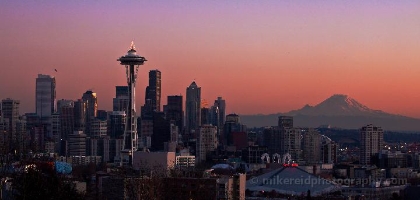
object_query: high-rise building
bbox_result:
[68,131,86,156]
[360,124,384,165]
[321,137,338,164]
[1,98,20,152]
[280,128,302,161]
[59,102,74,140]
[211,97,226,129]
[97,110,108,121]
[36,74,56,118]
[303,129,322,164]
[116,86,129,97]
[82,90,98,136]
[57,99,74,114]
[263,126,281,155]
[90,118,107,138]
[82,90,98,121]
[278,116,293,130]
[73,99,86,132]
[196,124,218,162]
[223,114,246,146]
[108,111,126,139]
[185,81,201,137]
[113,86,129,113]
[145,70,161,112]
[200,107,210,125]
[51,113,60,153]
[151,112,171,151]
[0,118,10,154]
[163,95,183,134]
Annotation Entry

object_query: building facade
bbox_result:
[360,124,384,165]
[185,81,201,137]
[197,125,218,162]
[36,74,56,118]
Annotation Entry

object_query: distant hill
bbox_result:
[240,94,420,132]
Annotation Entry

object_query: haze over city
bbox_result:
[1,1,419,118]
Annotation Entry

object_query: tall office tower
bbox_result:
[56,99,74,145]
[280,128,302,161]
[90,118,107,138]
[139,117,153,149]
[116,86,129,97]
[1,98,20,152]
[59,102,74,140]
[82,91,98,120]
[185,81,201,138]
[163,95,183,134]
[117,42,147,166]
[145,70,161,112]
[322,136,338,164]
[68,131,86,156]
[303,129,322,164]
[151,112,171,151]
[360,124,384,165]
[73,99,86,132]
[113,86,129,113]
[278,116,293,130]
[15,118,28,155]
[51,113,60,153]
[211,97,226,128]
[200,107,210,125]
[223,114,247,146]
[140,99,154,118]
[82,90,97,137]
[263,126,281,155]
[108,111,126,139]
[0,118,10,154]
[97,110,108,121]
[196,124,218,163]
[36,74,56,118]
[23,113,40,135]
[57,99,74,114]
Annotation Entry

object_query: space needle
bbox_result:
[117,41,147,166]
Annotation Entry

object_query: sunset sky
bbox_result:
[1,1,419,118]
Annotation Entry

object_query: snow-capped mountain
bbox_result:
[240,94,420,131]
[287,94,388,117]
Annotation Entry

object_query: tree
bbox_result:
[11,165,85,200]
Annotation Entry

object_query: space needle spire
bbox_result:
[117,41,147,166]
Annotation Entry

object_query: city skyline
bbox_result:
[1,1,420,118]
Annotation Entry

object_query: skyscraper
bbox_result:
[145,70,161,112]
[82,90,98,136]
[211,97,226,129]
[73,99,86,132]
[113,86,129,113]
[185,81,201,137]
[196,124,218,163]
[278,116,293,130]
[303,129,322,164]
[360,124,384,165]
[163,95,183,134]
[82,90,98,121]
[1,98,20,153]
[36,74,56,118]
[223,114,246,146]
